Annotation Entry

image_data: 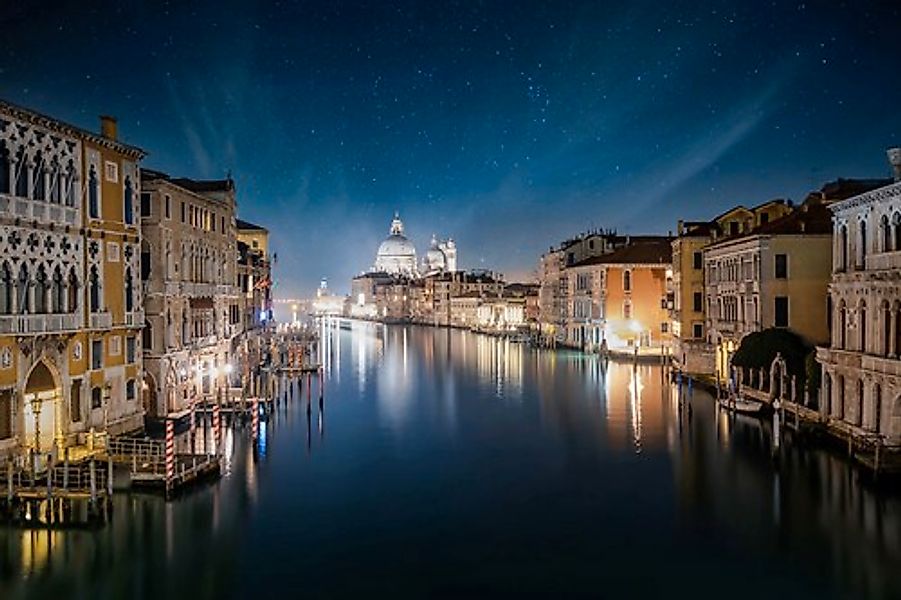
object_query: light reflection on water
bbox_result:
[0,322,899,599]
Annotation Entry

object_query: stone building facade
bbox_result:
[138,170,240,419]
[0,100,145,458]
[817,151,901,444]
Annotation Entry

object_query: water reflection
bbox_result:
[0,324,899,598]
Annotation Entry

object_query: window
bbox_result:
[70,381,82,423]
[840,225,848,271]
[104,160,118,183]
[143,323,153,351]
[91,387,102,410]
[729,221,739,236]
[760,213,769,225]
[623,270,631,292]
[661,322,669,333]
[181,201,186,223]
[693,292,703,312]
[623,300,632,319]
[693,323,703,339]
[88,165,99,218]
[124,176,134,224]
[126,379,136,401]
[693,251,702,270]
[126,336,136,363]
[0,389,11,439]
[165,194,171,219]
[859,219,867,267]
[89,266,101,312]
[140,192,151,217]
[774,296,789,327]
[109,335,121,356]
[125,268,134,312]
[775,254,787,279]
[0,141,9,195]
[91,339,103,370]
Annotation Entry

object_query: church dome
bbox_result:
[373,213,418,275]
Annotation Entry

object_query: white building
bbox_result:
[817,149,901,445]
[373,214,418,277]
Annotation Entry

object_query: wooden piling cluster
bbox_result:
[0,453,113,528]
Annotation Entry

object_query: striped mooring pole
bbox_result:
[212,402,221,455]
[165,419,175,490]
[251,397,259,441]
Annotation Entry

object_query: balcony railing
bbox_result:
[89,312,113,329]
[0,193,79,226]
[866,252,901,272]
[125,311,145,327]
[0,313,81,334]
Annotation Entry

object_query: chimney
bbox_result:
[888,147,901,182]
[100,115,118,140]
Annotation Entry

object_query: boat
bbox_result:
[718,394,767,416]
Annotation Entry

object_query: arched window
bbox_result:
[34,265,47,313]
[88,165,99,218]
[881,215,892,252]
[143,323,153,352]
[67,268,79,313]
[16,263,29,314]
[123,176,134,224]
[63,160,77,207]
[623,269,631,292]
[859,301,867,353]
[0,141,10,194]
[141,240,151,281]
[125,268,134,312]
[32,152,45,201]
[48,158,61,204]
[14,147,28,198]
[856,380,864,426]
[883,301,892,357]
[89,266,100,312]
[873,384,882,433]
[837,375,845,419]
[858,219,867,268]
[894,213,901,253]
[839,224,848,271]
[51,266,64,313]
[838,301,847,349]
[0,262,11,314]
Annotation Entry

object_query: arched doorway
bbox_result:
[142,372,158,418]
[22,360,61,455]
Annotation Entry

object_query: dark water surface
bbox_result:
[2,323,900,598]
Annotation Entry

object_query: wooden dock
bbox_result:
[0,457,113,528]
[103,436,222,498]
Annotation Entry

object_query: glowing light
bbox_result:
[629,319,643,333]
[224,364,234,375]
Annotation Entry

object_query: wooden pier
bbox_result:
[0,456,113,528]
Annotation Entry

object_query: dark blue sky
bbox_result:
[2,1,899,296]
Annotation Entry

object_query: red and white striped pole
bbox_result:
[251,397,259,440]
[165,419,175,490]
[212,402,221,455]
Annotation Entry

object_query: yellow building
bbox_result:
[0,100,146,458]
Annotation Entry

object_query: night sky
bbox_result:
[2,1,899,296]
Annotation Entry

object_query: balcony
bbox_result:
[0,193,79,226]
[866,252,901,272]
[89,312,113,329]
[125,311,145,327]
[0,313,81,335]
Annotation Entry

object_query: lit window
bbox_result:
[104,161,119,183]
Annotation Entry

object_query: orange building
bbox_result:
[566,238,673,353]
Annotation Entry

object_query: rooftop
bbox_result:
[571,237,673,267]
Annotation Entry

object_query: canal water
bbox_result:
[1,323,900,598]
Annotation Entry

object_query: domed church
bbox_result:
[373,213,419,276]
[371,213,457,278]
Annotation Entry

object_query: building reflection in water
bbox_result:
[2,324,900,598]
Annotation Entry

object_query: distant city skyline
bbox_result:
[3,0,898,296]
